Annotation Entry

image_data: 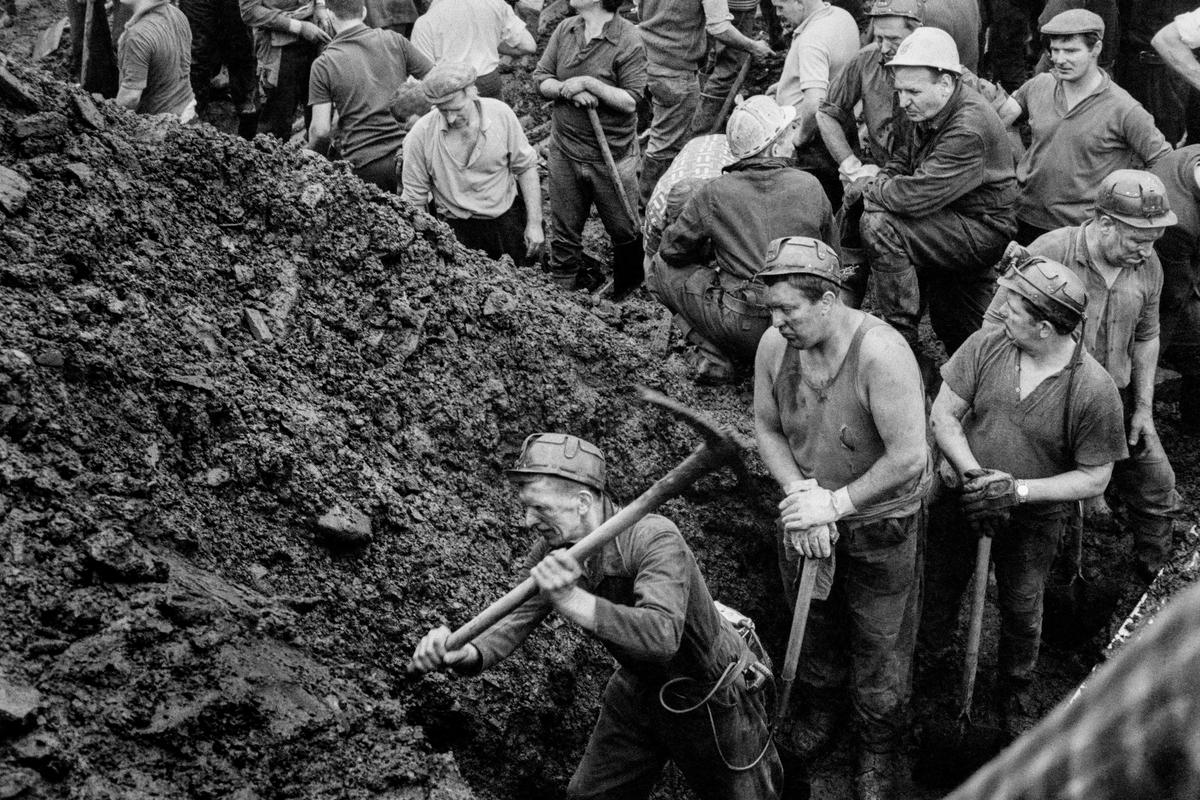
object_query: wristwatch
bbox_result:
[1015,479,1029,504]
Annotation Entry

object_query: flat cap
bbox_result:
[1040,8,1104,36]
[421,62,477,104]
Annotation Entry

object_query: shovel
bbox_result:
[1042,502,1120,648]
[915,526,1006,788]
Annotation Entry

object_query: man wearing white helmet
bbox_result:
[754,236,929,800]
[856,26,1017,369]
[648,95,839,383]
[411,433,783,799]
[926,255,1126,734]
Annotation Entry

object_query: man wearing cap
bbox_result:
[533,0,647,297]
[636,0,774,207]
[306,0,433,192]
[856,26,1017,365]
[400,62,544,265]
[410,433,783,799]
[984,169,1184,582]
[754,236,928,800]
[410,0,535,100]
[1151,144,1200,430]
[925,255,1127,733]
[648,95,839,383]
[997,9,1171,245]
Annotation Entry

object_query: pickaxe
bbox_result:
[406,385,752,673]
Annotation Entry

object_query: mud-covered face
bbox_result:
[872,16,913,63]
[1048,35,1100,84]
[434,89,476,130]
[517,478,590,548]
[892,67,953,123]
[1097,217,1164,270]
[766,282,832,349]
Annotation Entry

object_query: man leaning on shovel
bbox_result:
[410,433,783,799]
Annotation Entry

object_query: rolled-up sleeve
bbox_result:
[1175,9,1200,48]
[701,0,733,35]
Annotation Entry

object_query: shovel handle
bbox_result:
[775,553,823,725]
[711,55,753,135]
[408,439,738,672]
[586,107,641,230]
[961,534,992,712]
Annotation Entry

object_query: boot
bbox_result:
[994,675,1033,740]
[854,750,897,800]
[780,707,840,761]
[1131,515,1174,584]
[237,111,260,140]
[610,237,645,302]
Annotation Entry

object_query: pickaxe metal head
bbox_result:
[636,385,754,467]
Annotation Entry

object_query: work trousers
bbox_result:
[568,668,782,800]
[258,40,319,140]
[1159,251,1200,376]
[778,509,924,753]
[353,150,400,193]
[1111,390,1183,571]
[1116,52,1200,147]
[644,257,771,367]
[179,0,256,113]
[920,500,1065,682]
[640,62,699,206]
[444,197,529,266]
[690,6,756,136]
[861,208,1010,356]
[547,142,639,278]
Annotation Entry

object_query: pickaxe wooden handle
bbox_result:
[775,553,823,728]
[407,387,749,672]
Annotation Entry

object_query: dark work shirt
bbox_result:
[532,14,647,163]
[866,82,1016,227]
[469,514,746,685]
[1151,145,1200,282]
[308,24,433,168]
[659,158,838,280]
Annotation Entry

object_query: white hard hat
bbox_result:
[885,26,963,74]
[726,95,797,160]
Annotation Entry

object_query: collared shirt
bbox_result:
[400,97,537,219]
[1011,71,1171,230]
[659,157,838,280]
[308,24,433,168]
[943,328,1127,520]
[532,13,647,163]
[118,0,195,117]
[469,514,748,685]
[984,222,1163,389]
[865,82,1017,223]
[410,0,529,76]
[775,2,859,108]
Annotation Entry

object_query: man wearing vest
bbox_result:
[411,433,783,799]
[754,237,929,800]
[925,256,1127,735]
[984,170,1184,583]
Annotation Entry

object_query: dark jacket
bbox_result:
[866,82,1016,230]
[659,157,839,281]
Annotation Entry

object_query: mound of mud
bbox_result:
[0,58,783,799]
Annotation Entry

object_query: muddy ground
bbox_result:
[1,7,1199,800]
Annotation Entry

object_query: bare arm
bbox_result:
[818,108,856,166]
[997,96,1022,127]
[794,87,826,148]
[754,329,808,489]
[848,326,928,508]
[1128,337,1160,447]
[307,102,333,151]
[1153,21,1200,94]
[116,86,143,110]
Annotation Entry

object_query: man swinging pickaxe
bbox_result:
[409,388,787,799]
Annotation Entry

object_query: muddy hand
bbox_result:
[410,625,478,674]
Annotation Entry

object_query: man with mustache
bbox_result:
[997,9,1171,245]
[984,170,1184,583]
[400,62,544,266]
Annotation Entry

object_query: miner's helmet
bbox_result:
[506,433,606,493]
[758,236,844,287]
[997,256,1087,329]
[726,95,797,160]
[885,26,964,74]
[1094,169,1178,229]
[866,0,924,24]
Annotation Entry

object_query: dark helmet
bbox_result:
[506,433,606,493]
[997,256,1087,329]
